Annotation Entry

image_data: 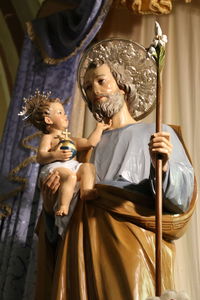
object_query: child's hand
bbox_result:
[97,120,112,131]
[53,149,72,161]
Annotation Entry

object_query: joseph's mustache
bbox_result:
[94,94,116,102]
[94,94,108,99]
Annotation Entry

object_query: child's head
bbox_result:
[19,90,65,133]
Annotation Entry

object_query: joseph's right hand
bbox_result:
[41,171,61,214]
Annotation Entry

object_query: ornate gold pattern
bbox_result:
[114,0,191,14]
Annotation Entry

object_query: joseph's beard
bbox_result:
[91,92,124,122]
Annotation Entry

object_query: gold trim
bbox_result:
[1,131,41,218]
[123,0,173,14]
[8,155,37,184]
[7,131,41,185]
[0,203,12,219]
[95,176,197,241]
[21,131,42,152]
[149,0,172,14]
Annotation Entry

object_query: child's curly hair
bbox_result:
[19,90,61,134]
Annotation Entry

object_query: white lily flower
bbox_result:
[154,21,168,47]
[162,35,168,44]
[155,21,162,37]
[158,34,168,47]
[148,46,157,55]
[147,21,168,62]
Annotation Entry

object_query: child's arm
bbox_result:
[37,134,71,164]
[73,121,111,151]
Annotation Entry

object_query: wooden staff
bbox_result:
[155,68,163,297]
[149,21,167,296]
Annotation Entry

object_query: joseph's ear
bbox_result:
[44,116,53,125]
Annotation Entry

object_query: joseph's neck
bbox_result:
[109,103,136,130]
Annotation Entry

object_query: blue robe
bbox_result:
[91,123,194,213]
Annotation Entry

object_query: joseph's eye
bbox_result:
[98,79,105,84]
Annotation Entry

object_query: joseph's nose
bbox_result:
[93,83,102,95]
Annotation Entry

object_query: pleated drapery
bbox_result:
[0,1,112,299]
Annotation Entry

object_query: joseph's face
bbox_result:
[83,64,124,103]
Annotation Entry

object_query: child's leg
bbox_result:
[54,167,77,216]
[76,163,96,200]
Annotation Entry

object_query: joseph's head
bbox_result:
[78,39,157,121]
[83,62,137,122]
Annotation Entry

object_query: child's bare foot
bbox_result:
[81,188,98,201]
[55,205,69,216]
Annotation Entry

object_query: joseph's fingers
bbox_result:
[150,141,172,151]
[149,132,172,151]
[151,148,171,156]
[151,132,171,139]
[41,171,60,197]
[51,182,60,194]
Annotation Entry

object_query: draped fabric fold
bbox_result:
[0,1,112,299]
[36,183,189,300]
[26,0,113,64]
[36,179,196,299]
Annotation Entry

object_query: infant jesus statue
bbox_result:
[19,90,110,215]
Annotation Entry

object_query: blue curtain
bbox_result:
[0,1,112,299]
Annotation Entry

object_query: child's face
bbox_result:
[48,102,68,130]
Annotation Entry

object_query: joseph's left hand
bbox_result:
[149,132,173,172]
